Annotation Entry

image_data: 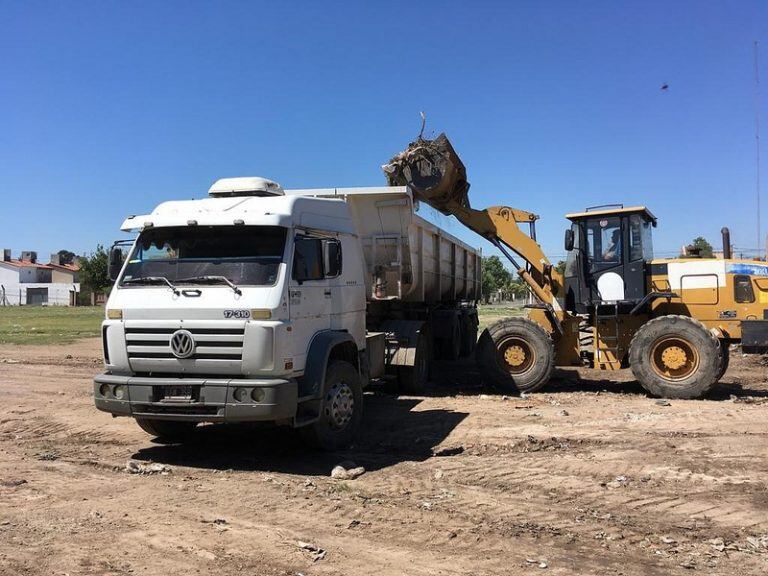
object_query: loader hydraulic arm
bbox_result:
[435,200,564,311]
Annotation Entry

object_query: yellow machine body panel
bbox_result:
[648,258,768,339]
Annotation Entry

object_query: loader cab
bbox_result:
[562,206,656,314]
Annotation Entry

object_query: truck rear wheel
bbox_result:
[438,322,461,361]
[300,360,363,451]
[629,315,721,399]
[476,317,554,394]
[459,313,478,357]
[135,418,197,442]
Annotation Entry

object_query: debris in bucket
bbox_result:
[383,133,470,214]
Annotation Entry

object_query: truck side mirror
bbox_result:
[564,229,575,251]
[108,246,124,281]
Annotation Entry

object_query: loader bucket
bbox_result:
[382,133,470,214]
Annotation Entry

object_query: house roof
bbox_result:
[0,260,80,271]
[47,262,81,272]
[0,259,50,269]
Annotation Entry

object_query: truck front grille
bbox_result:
[125,326,245,361]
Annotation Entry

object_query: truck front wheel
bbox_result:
[300,360,363,451]
[135,418,197,442]
[476,317,554,394]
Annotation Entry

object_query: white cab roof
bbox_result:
[122,186,419,234]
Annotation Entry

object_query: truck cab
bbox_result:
[95,177,480,449]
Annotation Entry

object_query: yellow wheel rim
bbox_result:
[650,337,699,381]
[498,337,535,375]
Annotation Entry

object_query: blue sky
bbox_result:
[1,1,766,264]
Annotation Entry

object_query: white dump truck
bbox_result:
[94,177,480,449]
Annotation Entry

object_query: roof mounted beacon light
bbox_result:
[208,177,285,198]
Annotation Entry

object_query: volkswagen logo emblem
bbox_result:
[170,329,195,359]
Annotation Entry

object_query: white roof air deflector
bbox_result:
[208,177,284,198]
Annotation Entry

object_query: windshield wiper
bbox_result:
[122,276,180,295]
[177,275,242,295]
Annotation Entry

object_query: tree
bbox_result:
[56,249,77,265]
[481,255,511,302]
[683,236,714,258]
[79,245,111,295]
[555,260,566,277]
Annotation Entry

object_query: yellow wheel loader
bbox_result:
[385,134,767,399]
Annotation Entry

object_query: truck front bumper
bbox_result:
[93,373,298,423]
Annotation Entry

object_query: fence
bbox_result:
[0,283,80,306]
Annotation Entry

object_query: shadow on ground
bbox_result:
[428,357,768,401]
[132,393,468,475]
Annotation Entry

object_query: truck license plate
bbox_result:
[161,385,194,402]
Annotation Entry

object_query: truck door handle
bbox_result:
[324,290,332,298]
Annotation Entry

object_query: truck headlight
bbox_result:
[113,385,126,400]
[233,387,249,402]
[251,388,265,402]
[107,309,123,320]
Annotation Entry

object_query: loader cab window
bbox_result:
[585,217,622,269]
[629,214,653,261]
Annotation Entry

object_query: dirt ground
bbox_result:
[1,339,768,575]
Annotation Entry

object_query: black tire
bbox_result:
[715,341,730,382]
[135,418,197,442]
[439,321,461,361]
[398,327,431,395]
[459,313,478,357]
[476,317,554,394]
[300,360,363,451]
[629,315,721,399]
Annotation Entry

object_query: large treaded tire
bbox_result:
[135,418,197,442]
[459,313,478,357]
[716,342,730,382]
[300,360,363,451]
[476,317,554,394]
[629,315,721,399]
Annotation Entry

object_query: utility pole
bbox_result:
[755,41,762,256]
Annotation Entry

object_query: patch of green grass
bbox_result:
[0,306,104,345]
[476,304,524,332]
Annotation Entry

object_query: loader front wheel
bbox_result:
[629,315,720,399]
[477,318,554,394]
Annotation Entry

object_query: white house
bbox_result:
[0,250,81,306]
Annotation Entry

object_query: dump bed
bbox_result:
[285,186,481,304]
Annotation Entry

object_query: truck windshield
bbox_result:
[120,226,286,287]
